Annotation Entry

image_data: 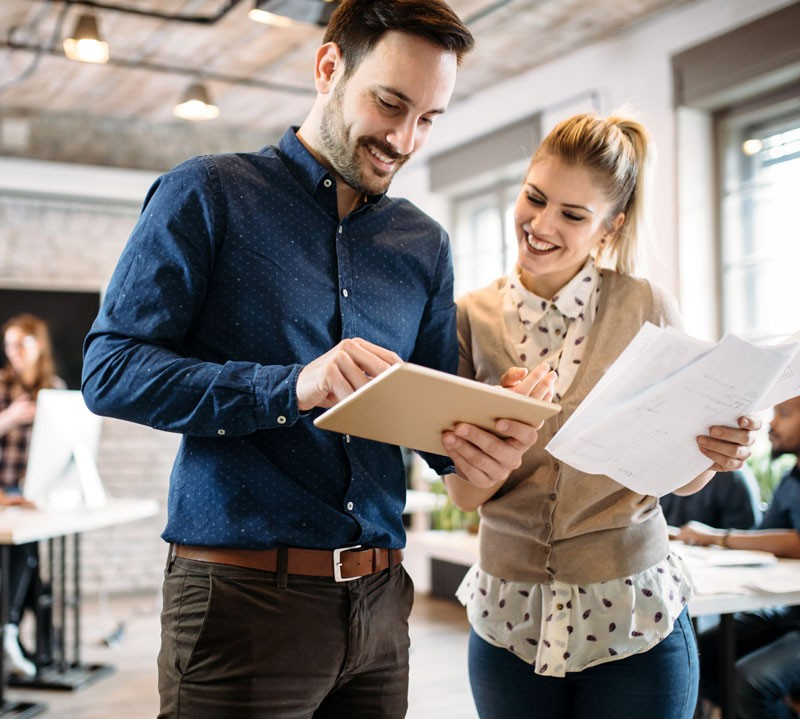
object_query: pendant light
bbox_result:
[63,12,109,64]
[173,82,220,121]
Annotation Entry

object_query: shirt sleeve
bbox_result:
[82,158,302,437]
[759,473,800,530]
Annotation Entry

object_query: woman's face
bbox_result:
[514,155,624,299]
[3,326,41,375]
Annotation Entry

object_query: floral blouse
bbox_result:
[456,259,695,677]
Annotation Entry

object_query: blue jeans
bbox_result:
[468,607,698,719]
[698,606,800,719]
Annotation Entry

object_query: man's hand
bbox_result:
[296,338,401,412]
[442,418,539,490]
[696,414,761,472]
[674,520,725,547]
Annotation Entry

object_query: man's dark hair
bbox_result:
[323,0,475,77]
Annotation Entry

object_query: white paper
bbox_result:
[546,324,800,496]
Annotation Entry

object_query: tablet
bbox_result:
[313,362,561,455]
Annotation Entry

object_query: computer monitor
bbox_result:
[22,389,106,509]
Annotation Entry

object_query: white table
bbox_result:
[679,544,800,719]
[0,498,159,718]
[405,531,800,719]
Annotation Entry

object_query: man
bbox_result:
[676,395,800,719]
[81,2,543,717]
[661,467,762,532]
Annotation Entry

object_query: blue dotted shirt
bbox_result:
[83,128,458,550]
[759,465,800,531]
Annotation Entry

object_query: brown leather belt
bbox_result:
[174,544,403,582]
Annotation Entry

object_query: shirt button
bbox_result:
[277,415,287,425]
[338,225,343,234]
[550,493,557,501]
[217,429,226,435]
[556,603,564,610]
[553,462,560,471]
[323,178,332,188]
[342,289,349,298]
[345,435,351,443]
[545,522,552,531]
[346,501,354,511]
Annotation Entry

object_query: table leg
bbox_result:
[0,545,48,717]
[719,613,736,719]
[7,534,113,692]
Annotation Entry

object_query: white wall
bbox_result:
[394,0,796,327]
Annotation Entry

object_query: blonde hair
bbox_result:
[532,111,655,275]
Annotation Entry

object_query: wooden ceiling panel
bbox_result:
[0,0,696,136]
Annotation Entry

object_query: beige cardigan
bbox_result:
[457,271,683,585]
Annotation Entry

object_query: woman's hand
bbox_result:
[500,362,557,403]
[696,414,761,471]
[0,395,36,436]
[676,414,762,495]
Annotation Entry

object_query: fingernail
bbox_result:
[496,420,509,432]
[697,436,708,446]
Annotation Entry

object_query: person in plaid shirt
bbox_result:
[0,313,64,676]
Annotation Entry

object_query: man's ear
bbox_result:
[314,42,342,94]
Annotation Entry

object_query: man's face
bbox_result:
[769,396,800,458]
[318,31,457,195]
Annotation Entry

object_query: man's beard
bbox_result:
[318,82,407,195]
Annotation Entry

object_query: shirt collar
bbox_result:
[510,258,600,322]
[276,127,384,207]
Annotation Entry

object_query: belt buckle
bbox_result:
[333,544,363,582]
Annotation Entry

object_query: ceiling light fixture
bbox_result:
[249,0,339,27]
[63,12,109,64]
[173,82,220,121]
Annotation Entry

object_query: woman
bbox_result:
[443,113,759,719]
[0,313,64,677]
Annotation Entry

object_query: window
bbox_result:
[451,179,519,297]
[718,94,800,342]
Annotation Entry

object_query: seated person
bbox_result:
[675,395,800,719]
[0,314,65,677]
[661,467,762,531]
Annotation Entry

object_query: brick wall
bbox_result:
[1,172,179,595]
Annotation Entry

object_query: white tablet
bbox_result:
[313,362,561,455]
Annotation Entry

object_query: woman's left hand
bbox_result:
[696,414,761,471]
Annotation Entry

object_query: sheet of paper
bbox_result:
[546,325,800,495]
[758,330,800,409]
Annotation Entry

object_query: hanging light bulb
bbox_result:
[249,0,338,27]
[63,12,109,64]
[173,82,220,121]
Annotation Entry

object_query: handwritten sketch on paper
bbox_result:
[546,324,800,496]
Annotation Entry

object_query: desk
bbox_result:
[680,545,800,719]
[0,498,159,718]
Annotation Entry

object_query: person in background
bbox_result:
[443,111,760,719]
[661,467,762,532]
[81,2,545,717]
[676,395,800,719]
[0,313,65,677]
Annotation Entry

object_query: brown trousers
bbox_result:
[157,552,414,719]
